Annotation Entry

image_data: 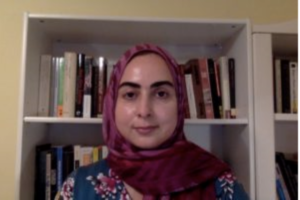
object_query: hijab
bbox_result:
[102,44,230,199]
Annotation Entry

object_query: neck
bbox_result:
[124,182,143,200]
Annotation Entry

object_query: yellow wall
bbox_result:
[0,0,297,199]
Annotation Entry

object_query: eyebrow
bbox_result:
[118,81,174,90]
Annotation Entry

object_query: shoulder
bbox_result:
[56,160,110,200]
[215,171,249,200]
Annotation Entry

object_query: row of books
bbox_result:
[275,152,298,200]
[180,57,236,119]
[34,144,108,200]
[273,59,298,114]
[37,53,112,118]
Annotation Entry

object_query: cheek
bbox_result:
[115,101,135,127]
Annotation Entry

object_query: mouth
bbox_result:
[133,126,158,135]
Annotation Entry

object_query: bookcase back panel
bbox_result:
[20,123,49,200]
[24,21,52,116]
[272,34,298,58]
[49,124,103,145]
[223,125,252,196]
[275,122,298,153]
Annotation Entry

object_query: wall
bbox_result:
[0,0,297,199]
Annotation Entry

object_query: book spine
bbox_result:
[83,57,93,118]
[80,147,93,166]
[281,60,291,113]
[97,57,107,117]
[208,59,220,118]
[75,54,85,117]
[289,62,298,113]
[219,56,231,118]
[49,57,58,117]
[276,152,297,199]
[185,74,197,119]
[63,52,77,117]
[38,55,52,116]
[274,59,282,113]
[93,146,99,163]
[276,163,291,200]
[199,58,214,119]
[189,60,205,118]
[228,58,236,118]
[102,146,109,159]
[62,146,74,181]
[73,145,81,169]
[91,62,99,118]
[56,147,63,191]
[46,153,51,200]
[57,58,65,117]
[214,60,223,118]
[50,148,57,200]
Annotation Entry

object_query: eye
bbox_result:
[156,90,169,98]
[123,92,137,100]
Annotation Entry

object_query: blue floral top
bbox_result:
[57,160,249,200]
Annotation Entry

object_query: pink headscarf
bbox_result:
[103,44,229,199]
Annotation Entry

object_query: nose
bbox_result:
[137,94,152,118]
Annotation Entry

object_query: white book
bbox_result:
[38,55,52,116]
[275,59,282,113]
[219,56,231,118]
[73,145,81,170]
[289,62,298,113]
[185,74,197,119]
[63,52,77,117]
[79,146,93,167]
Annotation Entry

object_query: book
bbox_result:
[274,59,282,113]
[57,58,65,117]
[289,62,298,113]
[38,55,52,116]
[184,74,197,119]
[228,58,236,118]
[178,64,190,118]
[63,52,77,117]
[50,57,60,117]
[208,59,221,118]
[75,54,85,117]
[281,60,291,113]
[198,58,214,119]
[219,56,231,118]
[34,144,51,200]
[96,57,107,117]
[83,57,93,118]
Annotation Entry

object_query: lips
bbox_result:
[133,126,158,135]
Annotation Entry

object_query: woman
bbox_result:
[58,44,249,200]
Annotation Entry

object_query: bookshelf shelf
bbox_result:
[24,116,249,125]
[275,114,298,122]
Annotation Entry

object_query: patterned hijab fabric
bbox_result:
[102,44,229,199]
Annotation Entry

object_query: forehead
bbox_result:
[120,53,174,84]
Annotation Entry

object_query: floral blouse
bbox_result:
[57,160,249,200]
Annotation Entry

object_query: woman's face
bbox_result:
[115,53,178,149]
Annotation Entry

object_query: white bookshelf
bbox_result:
[16,13,255,200]
[252,20,298,200]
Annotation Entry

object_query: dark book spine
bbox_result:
[208,59,220,118]
[56,147,63,191]
[75,54,85,117]
[50,148,57,200]
[34,144,51,200]
[62,146,74,181]
[188,59,205,118]
[281,60,291,113]
[276,152,297,199]
[214,60,223,118]
[228,58,236,118]
[91,63,99,118]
